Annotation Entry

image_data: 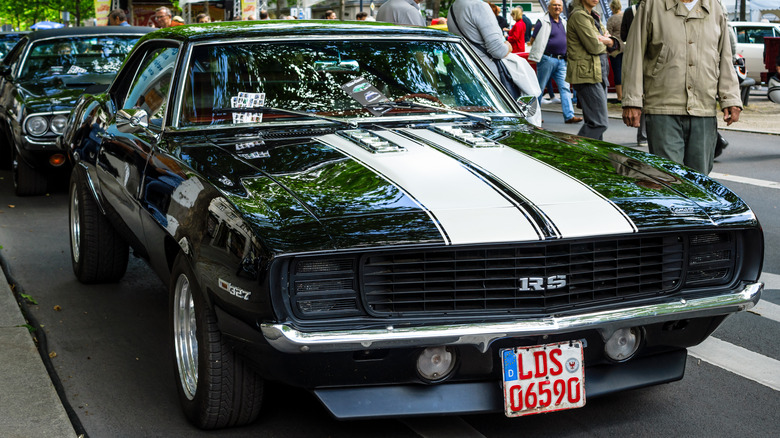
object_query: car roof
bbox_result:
[26,26,153,42]
[141,20,455,45]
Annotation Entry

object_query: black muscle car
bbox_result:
[0,26,150,195]
[61,21,764,429]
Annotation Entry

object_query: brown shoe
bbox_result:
[565,116,583,124]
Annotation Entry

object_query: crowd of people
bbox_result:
[106,0,747,175]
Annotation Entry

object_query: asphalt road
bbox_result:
[0,114,777,438]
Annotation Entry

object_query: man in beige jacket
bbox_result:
[621,0,741,175]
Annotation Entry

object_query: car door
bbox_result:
[96,42,180,259]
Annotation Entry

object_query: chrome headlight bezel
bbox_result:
[50,114,68,135]
[25,115,49,136]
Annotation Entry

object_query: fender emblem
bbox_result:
[218,278,252,300]
[670,205,696,215]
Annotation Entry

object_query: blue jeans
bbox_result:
[536,55,575,121]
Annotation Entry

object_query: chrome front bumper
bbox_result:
[261,282,763,354]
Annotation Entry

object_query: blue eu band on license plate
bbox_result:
[500,341,586,417]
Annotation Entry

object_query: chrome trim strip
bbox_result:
[261,282,763,354]
[23,136,58,146]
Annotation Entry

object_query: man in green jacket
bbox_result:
[621,0,741,175]
[566,0,621,140]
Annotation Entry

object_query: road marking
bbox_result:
[688,337,780,391]
[710,172,780,190]
[402,416,486,438]
[759,272,780,290]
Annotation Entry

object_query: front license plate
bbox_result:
[500,341,585,417]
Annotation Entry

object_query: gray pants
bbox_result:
[574,81,609,140]
[645,114,718,175]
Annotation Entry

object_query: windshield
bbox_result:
[18,35,140,81]
[179,39,514,127]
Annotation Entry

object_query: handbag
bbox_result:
[449,7,522,100]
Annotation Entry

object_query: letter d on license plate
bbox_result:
[500,341,585,417]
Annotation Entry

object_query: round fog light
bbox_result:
[604,327,641,362]
[416,346,455,382]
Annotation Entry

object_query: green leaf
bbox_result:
[20,293,37,305]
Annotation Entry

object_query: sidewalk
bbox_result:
[0,265,77,437]
[541,89,780,135]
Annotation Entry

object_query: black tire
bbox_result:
[69,166,129,283]
[0,128,12,170]
[14,155,48,196]
[170,254,263,429]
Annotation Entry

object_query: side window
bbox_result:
[123,46,179,128]
[735,28,748,44]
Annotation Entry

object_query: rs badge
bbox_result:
[218,278,252,300]
[518,275,567,292]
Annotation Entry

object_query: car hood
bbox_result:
[179,123,756,253]
[16,80,89,113]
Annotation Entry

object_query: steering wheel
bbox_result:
[396,93,443,105]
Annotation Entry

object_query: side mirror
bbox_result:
[0,64,11,77]
[116,108,149,134]
[516,95,537,119]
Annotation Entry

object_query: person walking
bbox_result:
[622,0,741,175]
[507,7,526,53]
[152,7,182,28]
[566,0,620,140]
[623,0,742,174]
[621,0,647,145]
[376,0,426,26]
[488,3,510,32]
[108,9,130,26]
[528,0,581,124]
[606,0,623,102]
[447,0,512,80]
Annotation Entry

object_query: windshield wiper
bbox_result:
[215,106,358,129]
[365,100,492,128]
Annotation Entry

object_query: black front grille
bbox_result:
[362,235,687,316]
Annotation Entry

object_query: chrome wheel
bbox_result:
[173,273,198,400]
[69,183,81,263]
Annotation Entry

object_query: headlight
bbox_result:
[50,115,68,135]
[25,116,48,136]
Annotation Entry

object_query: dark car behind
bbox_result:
[0,26,151,195]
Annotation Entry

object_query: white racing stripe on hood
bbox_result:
[407,128,637,238]
[319,133,542,245]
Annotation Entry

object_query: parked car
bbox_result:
[730,21,780,83]
[0,26,151,194]
[61,21,764,429]
[0,31,28,61]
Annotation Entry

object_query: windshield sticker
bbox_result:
[341,77,390,116]
[231,92,266,123]
[67,65,88,75]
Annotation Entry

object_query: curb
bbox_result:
[0,258,79,438]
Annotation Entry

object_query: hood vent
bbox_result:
[431,125,502,148]
[337,129,406,154]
